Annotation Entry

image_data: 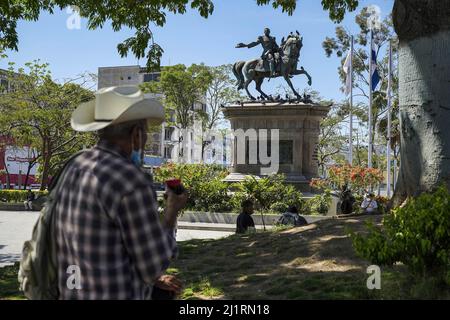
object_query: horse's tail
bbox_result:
[233,61,245,90]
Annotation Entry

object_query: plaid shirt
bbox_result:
[55,141,177,300]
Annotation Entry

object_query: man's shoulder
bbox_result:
[72,147,151,195]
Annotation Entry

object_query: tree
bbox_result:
[317,105,347,175]
[141,64,213,162]
[391,0,450,204]
[0,1,358,71]
[321,1,450,203]
[198,64,243,161]
[322,7,400,172]
[0,61,94,190]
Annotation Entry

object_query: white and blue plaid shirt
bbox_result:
[55,141,177,300]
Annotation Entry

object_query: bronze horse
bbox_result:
[233,32,312,101]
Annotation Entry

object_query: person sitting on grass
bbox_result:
[361,193,379,215]
[278,206,308,226]
[236,199,256,234]
[340,184,355,215]
[23,189,35,211]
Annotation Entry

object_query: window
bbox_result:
[164,147,172,159]
[143,73,160,82]
[164,128,173,141]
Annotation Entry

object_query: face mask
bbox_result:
[131,149,142,167]
[131,128,143,167]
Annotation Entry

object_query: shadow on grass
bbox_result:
[172,215,435,300]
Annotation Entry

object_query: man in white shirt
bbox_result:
[361,193,378,214]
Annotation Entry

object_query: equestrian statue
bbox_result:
[233,28,312,101]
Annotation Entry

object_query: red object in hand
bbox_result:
[165,179,185,195]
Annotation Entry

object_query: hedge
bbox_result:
[0,190,48,203]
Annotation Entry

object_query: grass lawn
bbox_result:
[1,215,448,300]
[0,263,24,300]
[170,215,449,300]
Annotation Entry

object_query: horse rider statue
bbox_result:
[233,29,312,101]
[236,27,280,77]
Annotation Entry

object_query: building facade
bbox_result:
[97,65,230,166]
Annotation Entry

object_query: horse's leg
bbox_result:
[291,67,312,86]
[243,61,258,101]
[284,75,301,99]
[255,77,269,100]
[232,61,246,90]
[244,79,256,100]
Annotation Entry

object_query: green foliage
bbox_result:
[192,178,233,212]
[270,185,307,214]
[351,185,450,284]
[232,174,310,215]
[232,174,285,212]
[203,64,244,130]
[154,163,231,212]
[307,191,332,215]
[0,61,95,189]
[0,190,47,203]
[1,1,357,71]
[322,6,400,165]
[141,64,213,163]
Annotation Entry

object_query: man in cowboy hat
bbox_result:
[55,85,186,299]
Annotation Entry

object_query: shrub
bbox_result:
[311,165,384,196]
[0,190,48,203]
[270,185,307,214]
[351,185,450,284]
[232,174,286,212]
[154,163,229,211]
[192,179,233,212]
[307,190,331,215]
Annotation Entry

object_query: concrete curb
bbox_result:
[178,211,333,227]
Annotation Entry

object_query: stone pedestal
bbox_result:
[222,101,330,191]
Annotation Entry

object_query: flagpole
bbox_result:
[368,30,373,169]
[349,35,354,165]
[386,40,392,197]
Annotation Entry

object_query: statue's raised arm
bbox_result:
[236,38,261,49]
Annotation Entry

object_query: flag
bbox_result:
[343,50,352,96]
[370,31,380,91]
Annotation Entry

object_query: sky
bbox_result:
[0,0,394,103]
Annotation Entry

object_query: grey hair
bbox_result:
[98,119,146,140]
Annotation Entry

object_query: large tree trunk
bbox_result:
[392,0,450,205]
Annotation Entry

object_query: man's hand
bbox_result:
[236,42,247,48]
[163,187,188,228]
[165,186,188,213]
[154,275,183,296]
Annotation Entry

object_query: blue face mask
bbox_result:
[131,128,143,167]
[131,150,142,167]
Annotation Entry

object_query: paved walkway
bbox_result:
[0,211,234,267]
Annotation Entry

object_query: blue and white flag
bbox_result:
[370,31,380,91]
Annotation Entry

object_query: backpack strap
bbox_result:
[48,150,86,192]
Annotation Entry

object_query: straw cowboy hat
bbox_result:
[71,85,165,132]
